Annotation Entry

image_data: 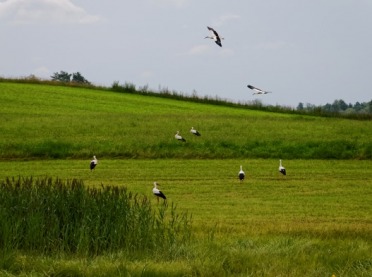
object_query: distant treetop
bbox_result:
[51,71,90,85]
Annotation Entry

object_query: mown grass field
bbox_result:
[0,82,371,276]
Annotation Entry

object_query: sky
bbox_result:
[1,0,372,107]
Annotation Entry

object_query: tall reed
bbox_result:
[0,177,192,256]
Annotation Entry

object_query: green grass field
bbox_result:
[1,82,371,160]
[0,82,371,276]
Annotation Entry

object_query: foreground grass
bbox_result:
[0,159,371,276]
[1,237,370,276]
[1,82,372,159]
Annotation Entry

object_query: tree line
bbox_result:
[297,99,372,115]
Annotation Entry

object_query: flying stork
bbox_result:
[238,165,245,182]
[279,159,286,176]
[153,182,166,203]
[175,131,186,142]
[205,26,223,47]
[247,85,272,95]
[90,155,98,171]
[190,127,201,136]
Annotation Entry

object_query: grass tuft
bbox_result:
[0,177,192,257]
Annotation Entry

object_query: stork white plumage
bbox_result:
[279,159,286,176]
[153,182,166,203]
[205,26,223,47]
[175,131,186,142]
[238,165,245,182]
[90,155,98,171]
[247,85,272,95]
[190,127,201,136]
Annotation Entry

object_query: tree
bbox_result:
[331,99,348,112]
[296,102,304,111]
[322,103,332,112]
[353,101,362,112]
[51,71,71,82]
[51,71,90,84]
[71,72,90,84]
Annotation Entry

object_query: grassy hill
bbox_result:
[1,81,371,160]
[0,81,371,276]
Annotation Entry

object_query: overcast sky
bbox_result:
[1,0,371,107]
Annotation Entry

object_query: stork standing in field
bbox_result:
[238,165,245,182]
[205,26,223,47]
[90,155,98,171]
[190,127,201,136]
[153,182,166,203]
[247,85,272,95]
[279,159,286,176]
[175,131,186,142]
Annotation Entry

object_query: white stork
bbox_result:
[175,131,186,142]
[279,159,286,176]
[205,26,223,47]
[247,85,272,95]
[238,165,245,182]
[153,182,166,203]
[190,127,201,136]
[90,155,98,171]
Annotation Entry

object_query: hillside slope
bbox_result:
[1,82,371,159]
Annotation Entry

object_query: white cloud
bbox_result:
[0,0,101,24]
[33,66,51,78]
[255,41,295,50]
[187,44,210,55]
[185,44,234,57]
[213,13,241,27]
[218,48,234,57]
[140,70,154,79]
[148,0,189,8]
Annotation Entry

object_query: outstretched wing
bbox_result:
[207,26,221,38]
[207,26,219,37]
[206,26,222,47]
[247,84,271,94]
[247,85,263,92]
